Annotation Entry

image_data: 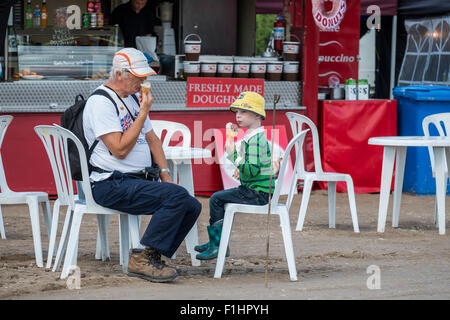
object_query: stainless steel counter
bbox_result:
[0,80,304,113]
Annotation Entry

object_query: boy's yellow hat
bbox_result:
[230,91,266,120]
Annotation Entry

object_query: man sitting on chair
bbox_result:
[83,48,201,283]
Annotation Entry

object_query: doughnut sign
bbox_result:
[317,0,360,87]
[186,77,264,108]
[312,0,347,31]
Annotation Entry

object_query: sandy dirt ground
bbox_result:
[0,190,449,300]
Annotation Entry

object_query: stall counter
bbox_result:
[0,80,304,197]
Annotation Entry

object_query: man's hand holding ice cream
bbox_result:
[139,81,153,115]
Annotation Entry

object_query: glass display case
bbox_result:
[10,25,123,80]
[18,45,119,80]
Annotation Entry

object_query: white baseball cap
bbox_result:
[113,48,156,77]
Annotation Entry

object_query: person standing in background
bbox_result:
[110,0,159,48]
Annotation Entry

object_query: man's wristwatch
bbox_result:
[160,168,170,173]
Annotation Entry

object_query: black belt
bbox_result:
[91,166,112,174]
[124,170,149,180]
[92,166,145,179]
[91,166,159,181]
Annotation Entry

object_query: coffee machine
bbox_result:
[154,2,176,55]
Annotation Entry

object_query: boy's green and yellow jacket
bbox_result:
[226,127,276,193]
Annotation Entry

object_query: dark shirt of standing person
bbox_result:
[0,0,15,58]
[110,0,159,48]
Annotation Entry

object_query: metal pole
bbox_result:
[265,94,280,288]
[3,31,7,81]
[389,15,398,99]
[4,7,14,81]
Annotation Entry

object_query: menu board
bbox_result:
[186,77,264,108]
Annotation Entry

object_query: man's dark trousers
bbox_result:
[91,171,202,258]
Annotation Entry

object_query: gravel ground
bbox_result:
[0,190,449,300]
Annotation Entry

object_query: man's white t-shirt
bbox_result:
[83,85,153,182]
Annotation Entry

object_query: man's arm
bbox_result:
[100,90,153,159]
[145,129,172,183]
[100,113,147,159]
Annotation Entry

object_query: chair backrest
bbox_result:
[51,124,98,209]
[0,115,14,193]
[422,112,450,175]
[285,112,323,174]
[34,125,76,207]
[150,120,191,148]
[271,129,309,211]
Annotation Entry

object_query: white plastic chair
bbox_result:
[285,112,359,232]
[422,113,450,227]
[35,125,77,269]
[150,120,191,149]
[150,120,191,185]
[35,126,120,269]
[96,119,200,265]
[0,115,52,267]
[214,129,309,281]
[34,125,133,279]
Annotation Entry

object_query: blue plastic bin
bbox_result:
[393,85,450,195]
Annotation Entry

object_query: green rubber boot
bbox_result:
[194,242,209,253]
[194,219,223,253]
[196,224,229,260]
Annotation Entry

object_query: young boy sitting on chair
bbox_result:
[195,91,279,260]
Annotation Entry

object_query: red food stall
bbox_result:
[1,0,311,197]
[1,0,395,197]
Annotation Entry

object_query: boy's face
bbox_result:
[235,109,261,128]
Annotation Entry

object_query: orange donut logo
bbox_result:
[312,0,346,31]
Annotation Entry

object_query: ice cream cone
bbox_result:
[141,81,151,94]
[226,122,238,142]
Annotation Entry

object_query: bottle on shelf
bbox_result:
[94,0,102,13]
[33,5,40,27]
[25,0,33,28]
[40,0,48,28]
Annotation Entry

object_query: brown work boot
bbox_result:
[127,248,178,283]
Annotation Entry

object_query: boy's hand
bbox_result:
[232,168,240,180]
[225,139,235,154]
[272,157,282,174]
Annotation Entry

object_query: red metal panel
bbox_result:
[302,0,320,172]
[319,99,397,193]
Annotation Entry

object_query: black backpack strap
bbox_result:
[131,94,139,106]
[86,88,119,161]
[103,85,137,121]
[75,94,84,103]
[88,140,99,155]
[90,89,119,116]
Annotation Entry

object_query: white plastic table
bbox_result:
[368,136,450,235]
[164,147,212,265]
